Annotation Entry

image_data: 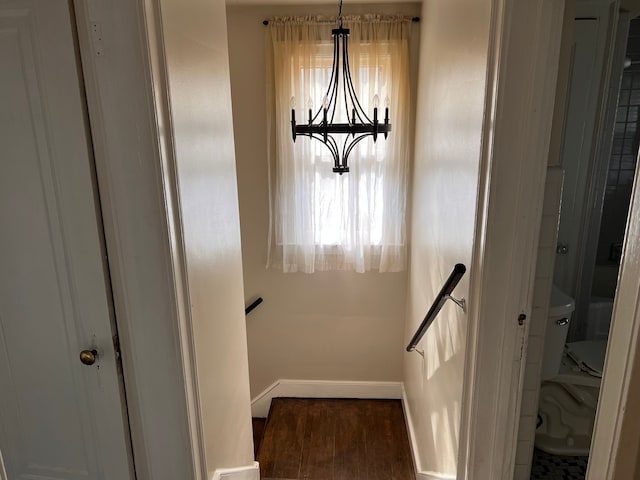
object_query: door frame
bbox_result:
[0,446,6,480]
[588,150,640,477]
[70,0,204,479]
[460,0,640,478]
[457,0,566,479]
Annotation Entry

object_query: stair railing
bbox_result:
[245,297,263,316]
[406,264,467,355]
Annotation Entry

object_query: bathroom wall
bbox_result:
[226,3,421,398]
[514,168,564,480]
[593,18,640,298]
[403,0,491,476]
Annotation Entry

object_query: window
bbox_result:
[266,15,412,273]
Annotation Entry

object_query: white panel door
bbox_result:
[0,1,135,479]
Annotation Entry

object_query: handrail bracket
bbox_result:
[444,294,466,313]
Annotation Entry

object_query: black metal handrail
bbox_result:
[245,297,263,316]
[406,264,467,352]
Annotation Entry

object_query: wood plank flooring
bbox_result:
[253,417,267,459]
[257,398,415,480]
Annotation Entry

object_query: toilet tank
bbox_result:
[540,286,575,381]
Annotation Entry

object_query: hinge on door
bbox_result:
[113,334,123,374]
[112,334,121,358]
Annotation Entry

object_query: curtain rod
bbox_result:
[262,16,420,25]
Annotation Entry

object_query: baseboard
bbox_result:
[421,474,457,480]
[401,385,456,480]
[211,462,259,480]
[251,379,403,417]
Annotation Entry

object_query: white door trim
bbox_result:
[138,0,208,475]
[71,0,203,478]
[0,443,6,480]
[458,1,565,479]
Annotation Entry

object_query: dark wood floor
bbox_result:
[253,417,267,459]
[256,398,416,480]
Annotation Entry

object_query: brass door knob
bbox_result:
[79,349,98,366]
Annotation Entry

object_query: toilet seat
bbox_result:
[551,352,601,388]
[565,340,607,378]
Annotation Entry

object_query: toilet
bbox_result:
[535,286,611,456]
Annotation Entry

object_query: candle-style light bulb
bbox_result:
[323,95,329,110]
[290,96,296,108]
[384,96,390,122]
[373,94,380,108]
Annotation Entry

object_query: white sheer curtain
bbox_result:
[266,15,412,273]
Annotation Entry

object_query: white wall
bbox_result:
[226,3,420,398]
[157,0,255,473]
[403,0,491,476]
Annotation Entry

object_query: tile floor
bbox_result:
[530,449,588,479]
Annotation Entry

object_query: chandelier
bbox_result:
[290,0,391,174]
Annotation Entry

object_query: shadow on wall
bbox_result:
[422,311,465,473]
[406,262,467,476]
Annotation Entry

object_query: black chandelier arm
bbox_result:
[342,34,372,125]
[303,132,341,168]
[328,29,340,124]
[326,58,339,125]
[311,26,344,126]
[342,132,373,166]
[310,30,341,125]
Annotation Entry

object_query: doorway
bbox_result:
[0,0,134,477]
[518,6,640,480]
